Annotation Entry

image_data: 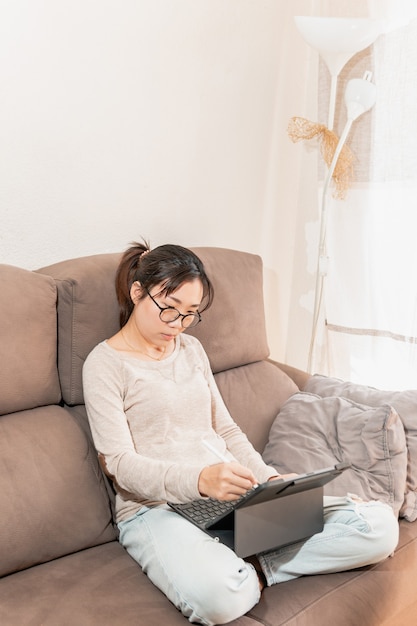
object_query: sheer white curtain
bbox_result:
[312,6,417,389]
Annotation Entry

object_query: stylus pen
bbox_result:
[202,439,230,463]
[203,439,260,490]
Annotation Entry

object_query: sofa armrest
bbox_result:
[267,359,311,391]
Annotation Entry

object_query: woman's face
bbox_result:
[130,278,204,347]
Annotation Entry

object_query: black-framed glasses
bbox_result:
[146,289,202,328]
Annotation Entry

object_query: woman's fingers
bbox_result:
[198,462,258,500]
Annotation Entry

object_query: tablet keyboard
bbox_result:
[170,497,238,528]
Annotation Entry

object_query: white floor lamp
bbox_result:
[292,17,384,372]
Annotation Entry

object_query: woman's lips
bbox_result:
[161,332,176,341]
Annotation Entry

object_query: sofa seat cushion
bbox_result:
[0,405,115,577]
[0,542,259,626]
[2,524,414,626]
[263,392,408,516]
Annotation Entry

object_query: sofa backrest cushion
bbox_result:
[37,254,121,406]
[214,360,299,453]
[38,247,270,406]
[0,264,61,415]
[187,247,269,370]
[0,405,116,577]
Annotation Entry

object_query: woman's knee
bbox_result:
[187,561,260,625]
[360,502,399,563]
[373,506,399,558]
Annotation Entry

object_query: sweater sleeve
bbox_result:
[82,344,203,504]
[191,341,278,484]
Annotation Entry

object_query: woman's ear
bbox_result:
[130,281,142,304]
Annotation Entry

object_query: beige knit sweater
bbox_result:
[83,334,277,522]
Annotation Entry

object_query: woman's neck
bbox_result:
[120,324,169,361]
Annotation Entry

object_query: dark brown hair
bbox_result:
[115,240,214,327]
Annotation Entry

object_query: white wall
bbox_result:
[1,0,317,367]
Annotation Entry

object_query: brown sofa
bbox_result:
[1,246,416,626]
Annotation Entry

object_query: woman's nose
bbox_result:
[168,316,183,329]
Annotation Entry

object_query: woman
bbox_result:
[83,241,399,626]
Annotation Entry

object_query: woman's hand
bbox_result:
[198,462,258,501]
[268,472,299,481]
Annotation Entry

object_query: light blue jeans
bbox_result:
[118,496,399,626]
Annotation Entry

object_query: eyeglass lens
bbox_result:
[159,308,200,328]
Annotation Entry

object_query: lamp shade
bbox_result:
[295,16,385,129]
[294,16,386,77]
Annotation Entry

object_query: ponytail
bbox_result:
[115,240,150,327]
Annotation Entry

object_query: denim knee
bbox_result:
[360,502,399,562]
[189,562,260,625]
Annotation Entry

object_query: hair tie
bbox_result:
[141,249,150,259]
